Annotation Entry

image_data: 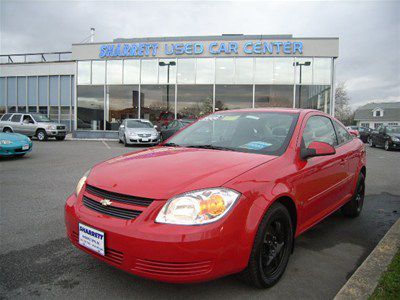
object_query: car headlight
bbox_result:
[0,140,13,145]
[46,125,57,130]
[75,169,91,196]
[155,188,241,225]
[392,137,400,142]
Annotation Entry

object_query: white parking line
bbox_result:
[102,140,111,149]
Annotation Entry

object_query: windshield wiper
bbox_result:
[162,142,181,147]
[185,145,235,151]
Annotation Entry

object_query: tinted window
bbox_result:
[334,121,352,145]
[126,120,152,128]
[1,113,12,121]
[10,114,22,122]
[303,116,337,147]
[387,126,400,134]
[22,115,35,123]
[167,112,299,156]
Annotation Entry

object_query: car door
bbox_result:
[377,126,386,146]
[162,121,177,140]
[9,114,23,133]
[21,114,36,136]
[296,114,350,230]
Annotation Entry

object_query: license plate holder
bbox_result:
[78,223,105,256]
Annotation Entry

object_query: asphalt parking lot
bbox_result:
[0,141,399,299]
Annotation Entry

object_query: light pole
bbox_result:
[159,61,176,112]
[293,61,311,107]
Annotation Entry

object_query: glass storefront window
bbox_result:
[92,61,105,85]
[107,60,123,84]
[159,59,177,84]
[49,76,58,106]
[140,85,175,126]
[255,58,273,84]
[141,60,158,84]
[294,58,313,85]
[215,85,253,111]
[60,76,71,106]
[123,60,140,84]
[60,106,70,120]
[28,77,37,106]
[177,85,213,119]
[49,106,58,121]
[313,58,331,85]
[77,61,91,85]
[216,58,234,84]
[7,77,17,106]
[77,85,104,130]
[38,76,48,106]
[28,106,37,113]
[235,58,253,84]
[0,78,5,112]
[196,58,214,84]
[17,77,26,108]
[106,85,139,130]
[255,85,294,108]
[39,106,47,115]
[177,59,195,84]
[297,85,331,114]
[18,106,26,113]
[273,58,294,84]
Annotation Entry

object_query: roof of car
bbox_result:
[213,108,319,114]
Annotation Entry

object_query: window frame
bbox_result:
[300,114,339,149]
[333,119,353,147]
[10,114,22,123]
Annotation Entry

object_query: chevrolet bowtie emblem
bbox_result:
[100,199,112,206]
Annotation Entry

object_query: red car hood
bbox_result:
[87,147,276,200]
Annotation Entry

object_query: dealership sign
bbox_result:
[99,41,303,58]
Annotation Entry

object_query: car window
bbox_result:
[302,115,337,148]
[1,113,12,121]
[23,115,35,124]
[126,120,152,128]
[334,121,353,145]
[386,126,400,134]
[10,114,22,123]
[168,121,177,129]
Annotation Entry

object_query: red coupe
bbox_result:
[65,108,366,288]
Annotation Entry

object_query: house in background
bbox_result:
[354,102,400,129]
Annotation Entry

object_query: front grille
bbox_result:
[57,126,65,130]
[86,184,153,207]
[133,258,213,276]
[83,196,142,220]
[72,231,124,265]
[14,147,28,153]
[138,133,151,137]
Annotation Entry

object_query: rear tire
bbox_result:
[342,173,365,218]
[56,136,66,141]
[36,129,48,141]
[239,202,293,288]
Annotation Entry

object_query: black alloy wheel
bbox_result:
[240,203,293,288]
[342,173,365,218]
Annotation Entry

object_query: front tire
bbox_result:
[368,138,375,147]
[3,128,12,133]
[384,141,390,151]
[239,203,293,288]
[36,129,48,141]
[342,173,365,218]
[123,135,128,147]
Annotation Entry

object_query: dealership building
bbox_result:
[0,34,339,138]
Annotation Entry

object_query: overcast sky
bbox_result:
[1,0,399,109]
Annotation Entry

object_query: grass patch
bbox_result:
[370,250,400,299]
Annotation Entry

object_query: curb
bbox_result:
[334,217,400,299]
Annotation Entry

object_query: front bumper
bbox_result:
[65,192,252,283]
[389,140,400,149]
[127,137,160,145]
[46,130,67,137]
[0,142,33,156]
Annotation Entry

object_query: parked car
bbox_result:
[0,113,67,141]
[160,119,195,141]
[65,108,366,288]
[118,119,160,147]
[346,126,372,143]
[0,132,33,157]
[368,125,400,151]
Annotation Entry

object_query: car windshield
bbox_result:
[126,120,153,128]
[31,114,53,122]
[166,111,299,156]
[387,126,400,134]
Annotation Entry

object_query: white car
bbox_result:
[118,119,160,146]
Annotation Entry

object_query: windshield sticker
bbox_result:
[222,115,240,121]
[240,141,272,150]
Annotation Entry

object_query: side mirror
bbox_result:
[154,125,158,129]
[301,141,336,160]
[348,129,359,137]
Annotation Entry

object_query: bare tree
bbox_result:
[335,82,353,124]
